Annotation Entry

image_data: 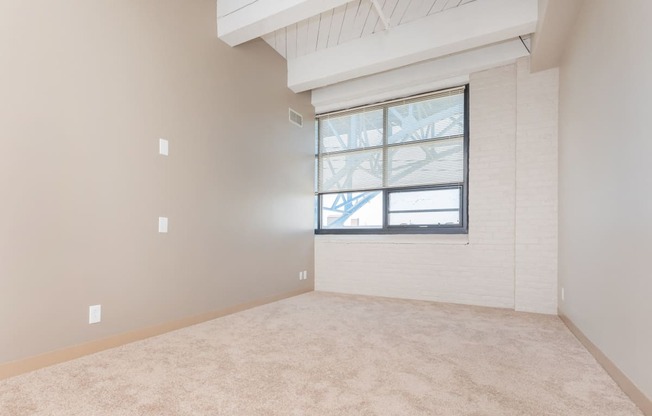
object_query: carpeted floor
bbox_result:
[0,292,644,415]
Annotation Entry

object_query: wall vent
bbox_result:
[289,108,303,127]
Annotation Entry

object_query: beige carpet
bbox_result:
[0,292,644,415]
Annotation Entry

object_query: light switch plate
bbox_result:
[158,217,168,233]
[89,305,101,324]
[159,138,169,156]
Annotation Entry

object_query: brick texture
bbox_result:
[515,58,559,314]
[316,58,559,314]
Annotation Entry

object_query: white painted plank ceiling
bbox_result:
[263,0,477,59]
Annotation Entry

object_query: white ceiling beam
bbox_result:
[371,0,390,31]
[530,0,585,72]
[217,0,351,47]
[312,39,530,114]
[287,0,538,92]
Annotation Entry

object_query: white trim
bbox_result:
[315,234,470,246]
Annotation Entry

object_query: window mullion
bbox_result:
[382,107,389,230]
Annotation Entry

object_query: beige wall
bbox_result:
[558,0,652,400]
[0,0,315,365]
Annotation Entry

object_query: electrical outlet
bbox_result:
[561,288,565,302]
[89,305,102,324]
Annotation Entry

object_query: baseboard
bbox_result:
[559,311,651,416]
[0,287,312,381]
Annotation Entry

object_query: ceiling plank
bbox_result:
[217,0,352,47]
[305,14,321,55]
[288,0,537,92]
[275,27,287,58]
[389,0,412,27]
[370,0,390,31]
[351,0,374,39]
[443,0,464,12]
[316,9,334,51]
[430,0,450,14]
[400,0,432,25]
[286,23,298,59]
[376,0,399,31]
[295,19,310,57]
[360,3,380,37]
[327,4,348,48]
[338,1,363,44]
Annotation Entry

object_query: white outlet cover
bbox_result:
[159,138,169,156]
[89,304,101,324]
[158,217,168,233]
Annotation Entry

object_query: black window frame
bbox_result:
[315,86,470,235]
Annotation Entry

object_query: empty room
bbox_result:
[1,0,650,414]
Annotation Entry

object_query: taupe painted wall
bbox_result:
[558,0,652,399]
[0,0,314,364]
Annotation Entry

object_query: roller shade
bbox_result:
[318,87,465,193]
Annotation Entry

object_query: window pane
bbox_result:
[319,149,383,192]
[387,137,463,187]
[320,109,384,153]
[389,188,460,211]
[321,192,383,229]
[388,93,464,145]
[389,211,460,226]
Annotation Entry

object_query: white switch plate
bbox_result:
[89,305,101,324]
[561,287,565,302]
[159,138,169,156]
[158,217,168,233]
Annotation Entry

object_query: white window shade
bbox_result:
[317,86,467,234]
[319,149,383,193]
[319,109,383,153]
[386,137,464,188]
[388,93,465,145]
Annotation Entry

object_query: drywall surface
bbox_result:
[316,58,559,314]
[0,0,314,364]
[558,0,652,400]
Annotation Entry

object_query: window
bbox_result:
[315,86,468,234]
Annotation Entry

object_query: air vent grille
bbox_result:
[289,108,303,127]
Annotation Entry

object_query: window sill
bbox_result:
[315,233,469,245]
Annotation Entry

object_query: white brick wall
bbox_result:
[315,58,559,314]
[515,58,559,314]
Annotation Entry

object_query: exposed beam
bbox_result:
[217,0,351,47]
[531,0,585,72]
[288,0,538,92]
[312,39,530,113]
[371,0,390,31]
